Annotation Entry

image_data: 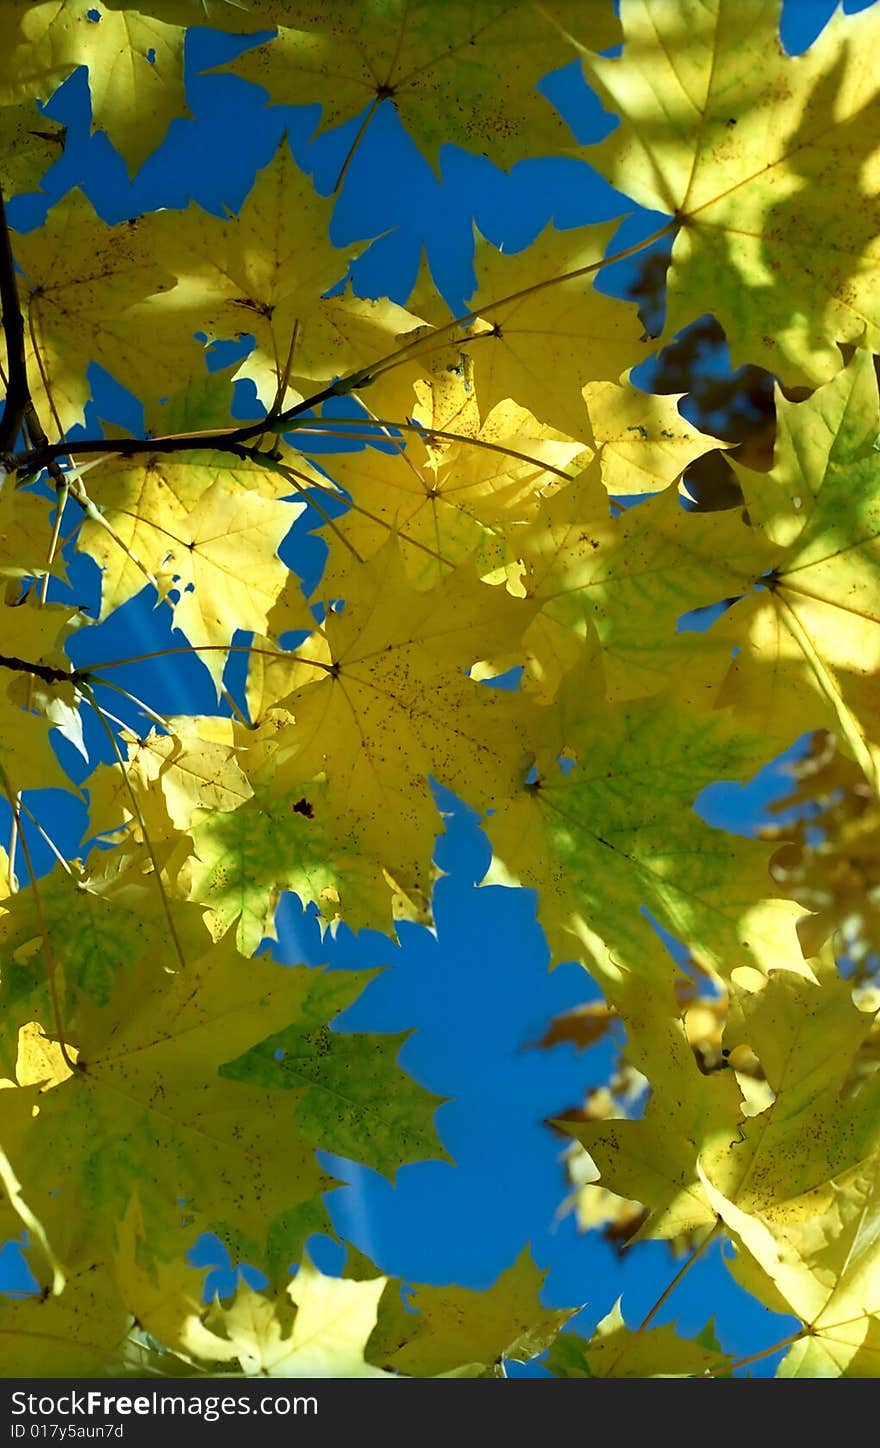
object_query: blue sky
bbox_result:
[1,0,874,1378]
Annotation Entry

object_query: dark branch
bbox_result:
[0,652,88,686]
[4,368,378,477]
[0,184,30,453]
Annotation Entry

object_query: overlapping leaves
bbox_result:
[1,0,880,1381]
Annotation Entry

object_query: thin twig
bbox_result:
[81,682,188,974]
[0,764,75,1069]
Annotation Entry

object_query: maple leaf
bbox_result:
[314,399,586,584]
[3,940,348,1265]
[698,967,880,1221]
[121,718,254,831]
[12,190,198,431]
[185,778,344,952]
[220,964,451,1179]
[485,691,799,976]
[0,600,83,795]
[717,349,880,781]
[465,222,648,442]
[547,1302,726,1377]
[0,483,60,580]
[583,379,729,498]
[0,2,189,175]
[78,442,302,614]
[100,0,280,28]
[0,98,66,199]
[0,848,213,1077]
[518,457,775,703]
[363,1247,573,1376]
[138,139,423,415]
[0,1239,133,1377]
[180,1254,391,1377]
[701,1164,880,1378]
[79,461,301,690]
[217,1,621,176]
[245,539,539,925]
[581,0,880,383]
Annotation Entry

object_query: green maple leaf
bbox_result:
[364,1247,573,1376]
[185,784,340,954]
[3,939,349,1265]
[217,1,621,175]
[220,965,451,1178]
[0,853,209,1074]
[485,691,800,977]
[519,456,776,703]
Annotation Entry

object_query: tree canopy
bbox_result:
[1,0,880,1379]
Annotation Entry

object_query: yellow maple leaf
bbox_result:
[0,2,188,175]
[251,540,538,921]
[718,350,880,783]
[0,97,66,199]
[138,139,423,414]
[584,379,728,497]
[14,190,197,431]
[701,1163,880,1377]
[0,483,58,579]
[466,222,648,442]
[79,463,301,690]
[365,1247,574,1376]
[581,0,880,383]
[699,967,880,1220]
[181,1254,390,1377]
[316,399,585,584]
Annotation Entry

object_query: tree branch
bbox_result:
[0,184,30,453]
[2,217,678,479]
[4,369,376,475]
[0,651,86,686]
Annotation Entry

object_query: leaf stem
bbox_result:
[15,797,74,875]
[289,415,583,480]
[81,683,188,974]
[92,675,172,733]
[87,641,329,675]
[636,1220,720,1333]
[707,1330,805,1378]
[0,763,74,1070]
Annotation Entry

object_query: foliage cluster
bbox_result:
[1,0,880,1379]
